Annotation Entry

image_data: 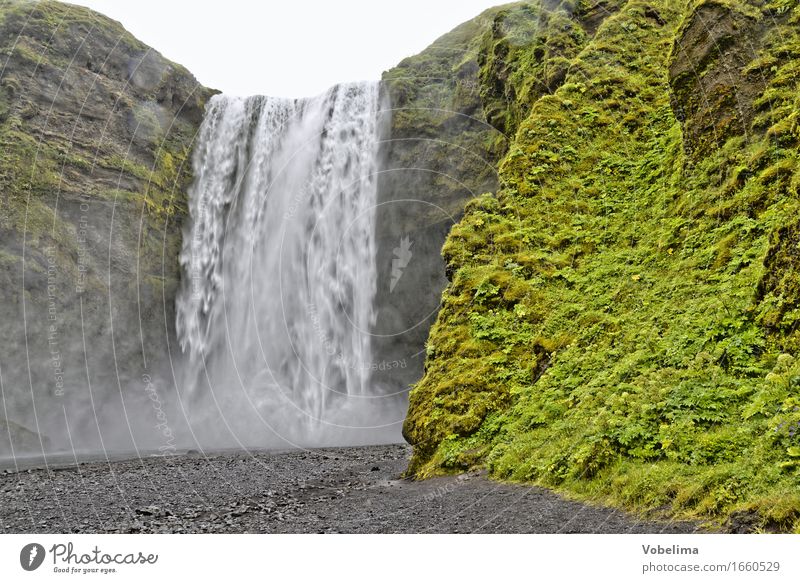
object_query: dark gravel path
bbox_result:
[0,444,701,533]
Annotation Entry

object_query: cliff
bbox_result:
[403,0,800,532]
[0,0,214,453]
[371,6,507,398]
[3,0,799,533]
[372,0,620,400]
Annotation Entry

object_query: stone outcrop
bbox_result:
[0,0,214,453]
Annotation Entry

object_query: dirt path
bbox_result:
[0,444,701,533]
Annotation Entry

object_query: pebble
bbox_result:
[0,444,702,534]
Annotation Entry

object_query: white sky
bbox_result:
[69,0,501,98]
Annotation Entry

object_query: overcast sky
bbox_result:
[69,0,501,98]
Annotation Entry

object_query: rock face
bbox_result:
[0,0,214,454]
[403,0,800,531]
[370,7,507,400]
[371,0,616,402]
[668,0,768,156]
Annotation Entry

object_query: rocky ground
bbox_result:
[0,444,702,534]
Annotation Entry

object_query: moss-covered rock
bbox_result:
[372,5,509,398]
[668,0,770,156]
[372,0,619,403]
[478,0,623,136]
[405,0,800,532]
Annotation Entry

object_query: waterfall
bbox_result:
[176,82,397,448]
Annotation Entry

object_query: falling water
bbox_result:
[176,82,397,448]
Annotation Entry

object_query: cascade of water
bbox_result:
[176,82,396,447]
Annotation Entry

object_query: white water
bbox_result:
[176,82,398,448]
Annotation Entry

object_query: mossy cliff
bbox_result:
[373,0,620,399]
[372,7,506,397]
[0,0,213,452]
[404,0,800,531]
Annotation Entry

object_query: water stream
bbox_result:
[176,82,398,448]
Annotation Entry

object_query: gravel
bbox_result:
[0,444,702,533]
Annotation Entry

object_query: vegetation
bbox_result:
[404,0,800,532]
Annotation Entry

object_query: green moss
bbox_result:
[476,0,623,136]
[0,118,62,197]
[0,0,210,288]
[405,0,800,531]
[0,0,144,52]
